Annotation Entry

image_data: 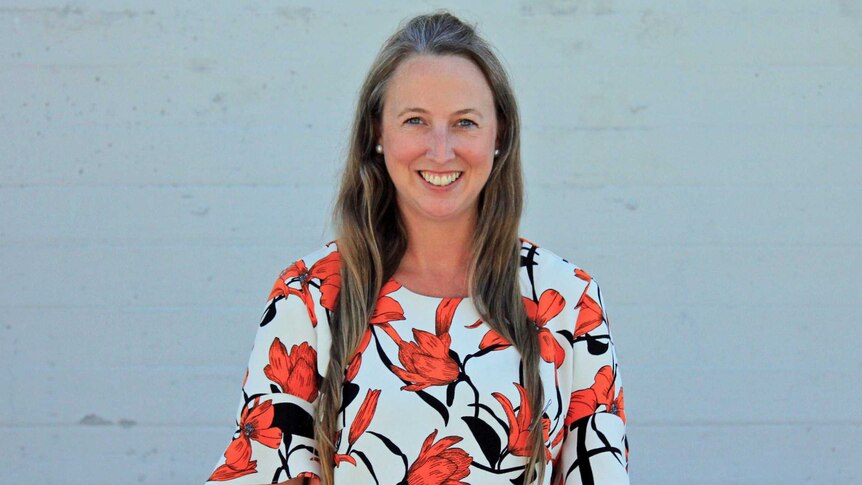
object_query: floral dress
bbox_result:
[206,238,628,484]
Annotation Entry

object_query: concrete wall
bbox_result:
[1,1,860,483]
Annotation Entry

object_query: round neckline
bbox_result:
[387,276,472,301]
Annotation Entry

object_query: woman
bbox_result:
[206,11,628,485]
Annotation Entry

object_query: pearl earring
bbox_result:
[375,144,383,154]
[494,149,500,157]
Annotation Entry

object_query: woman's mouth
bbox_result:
[418,170,462,187]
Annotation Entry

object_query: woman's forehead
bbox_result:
[383,54,495,115]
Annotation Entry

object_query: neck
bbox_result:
[396,209,476,285]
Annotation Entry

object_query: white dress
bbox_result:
[206,238,628,484]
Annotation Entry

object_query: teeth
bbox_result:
[420,171,461,187]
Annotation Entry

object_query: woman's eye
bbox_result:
[403,118,477,127]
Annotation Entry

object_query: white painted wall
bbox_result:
[1,1,860,483]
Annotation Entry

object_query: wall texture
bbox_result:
[1,1,860,483]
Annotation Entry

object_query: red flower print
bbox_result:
[390,329,460,391]
[269,251,341,327]
[537,329,565,369]
[492,383,551,460]
[435,297,462,336]
[207,434,257,481]
[346,327,372,382]
[478,290,566,368]
[478,328,511,350]
[208,399,283,481]
[565,365,624,425]
[524,289,566,326]
[348,389,381,446]
[592,366,625,424]
[523,290,567,368]
[566,390,597,427]
[405,429,472,485]
[370,279,406,325]
[314,251,342,309]
[239,399,283,448]
[264,338,319,402]
[333,428,357,467]
[613,387,626,425]
[574,293,603,337]
[574,268,592,283]
[334,452,357,467]
[519,236,539,247]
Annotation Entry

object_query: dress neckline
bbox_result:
[387,276,472,301]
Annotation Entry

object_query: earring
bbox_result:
[375,144,383,154]
[494,148,500,157]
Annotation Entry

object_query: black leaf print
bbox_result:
[466,343,509,362]
[586,334,609,355]
[259,295,282,327]
[446,381,457,406]
[367,431,409,471]
[590,413,625,466]
[271,402,314,439]
[244,392,266,408]
[569,417,594,484]
[272,465,283,484]
[508,468,527,485]
[470,402,510,434]
[415,388,450,425]
[462,415,502,467]
[520,243,539,302]
[449,348,463,367]
[352,450,380,485]
[557,329,576,346]
[341,381,360,413]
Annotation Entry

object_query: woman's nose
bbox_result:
[426,127,455,163]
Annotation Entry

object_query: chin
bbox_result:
[419,205,473,221]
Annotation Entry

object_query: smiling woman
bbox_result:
[379,53,497,295]
[380,55,496,198]
[205,10,628,485]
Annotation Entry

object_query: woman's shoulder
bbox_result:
[518,236,611,333]
[268,240,342,312]
[274,240,341,279]
[518,236,597,296]
[297,239,341,267]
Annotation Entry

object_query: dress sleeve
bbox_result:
[205,268,323,484]
[555,275,629,484]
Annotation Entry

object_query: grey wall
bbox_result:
[2,1,860,484]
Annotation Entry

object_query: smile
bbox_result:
[419,171,462,187]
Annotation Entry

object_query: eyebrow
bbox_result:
[396,107,484,119]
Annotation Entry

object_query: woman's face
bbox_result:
[378,54,498,228]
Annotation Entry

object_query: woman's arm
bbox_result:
[555,273,629,484]
[205,258,330,484]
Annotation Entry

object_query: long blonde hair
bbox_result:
[316,10,546,484]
